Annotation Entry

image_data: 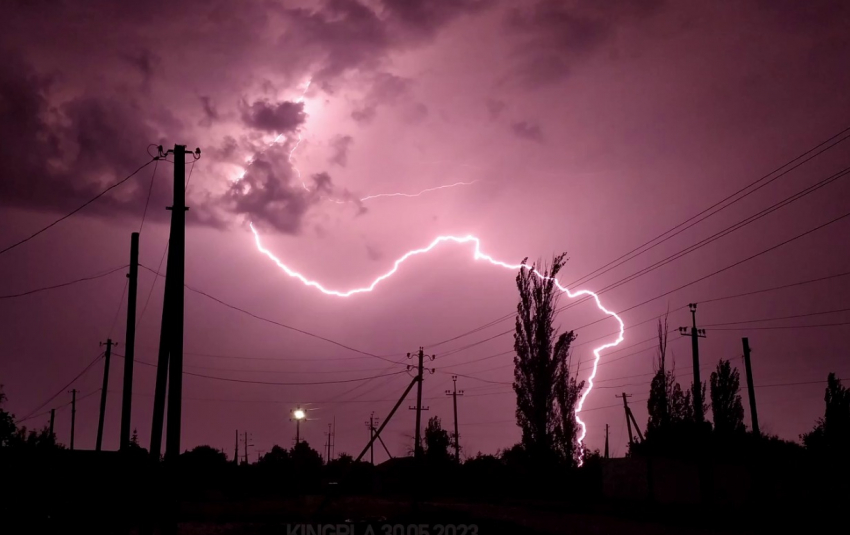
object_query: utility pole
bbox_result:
[604,424,609,459]
[96,339,115,451]
[234,430,239,464]
[243,431,253,464]
[70,389,77,451]
[325,423,332,463]
[331,416,335,460]
[408,347,434,460]
[365,413,379,464]
[445,375,464,463]
[49,409,55,440]
[120,232,139,451]
[150,144,200,461]
[617,393,643,448]
[742,338,760,438]
[679,303,707,424]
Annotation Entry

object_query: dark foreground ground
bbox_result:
[151,495,779,535]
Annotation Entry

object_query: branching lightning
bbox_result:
[249,223,625,465]
[359,181,478,202]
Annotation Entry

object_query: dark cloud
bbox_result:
[511,121,543,142]
[240,99,306,134]
[198,95,220,127]
[225,145,328,234]
[329,135,354,167]
[505,0,665,84]
[0,53,191,226]
[279,0,392,83]
[351,105,377,125]
[122,49,160,87]
[381,0,494,39]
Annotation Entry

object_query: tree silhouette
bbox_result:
[180,445,229,466]
[710,359,745,435]
[290,440,323,470]
[0,386,17,448]
[513,254,584,467]
[424,416,451,464]
[257,445,290,468]
[801,373,850,456]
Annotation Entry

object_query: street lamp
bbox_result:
[292,407,306,444]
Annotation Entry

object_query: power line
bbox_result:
[118,353,408,386]
[425,127,850,349]
[15,389,101,424]
[139,157,160,234]
[566,133,850,289]
[435,208,850,358]
[712,322,850,331]
[137,263,402,364]
[15,353,103,423]
[0,158,156,257]
[0,265,128,299]
[703,307,850,327]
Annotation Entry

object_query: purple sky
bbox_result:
[2,0,850,460]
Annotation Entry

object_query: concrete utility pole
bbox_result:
[70,389,77,451]
[445,375,464,463]
[96,339,115,451]
[604,424,609,459]
[120,232,139,451]
[408,347,434,460]
[150,144,200,461]
[49,409,55,440]
[679,303,707,423]
[742,338,760,437]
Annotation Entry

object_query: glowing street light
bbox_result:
[291,406,306,444]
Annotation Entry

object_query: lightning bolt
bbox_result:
[249,223,625,465]
[359,181,478,202]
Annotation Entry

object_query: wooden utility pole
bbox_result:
[617,393,643,448]
[120,232,139,450]
[96,339,115,451]
[742,338,760,437]
[70,389,77,451]
[680,303,707,423]
[150,144,199,461]
[49,409,55,440]
[325,423,332,463]
[365,413,378,465]
[445,375,464,463]
[234,429,239,464]
[243,431,252,464]
[604,424,609,459]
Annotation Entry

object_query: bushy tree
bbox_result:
[257,445,290,469]
[290,441,323,471]
[424,416,451,464]
[513,254,584,467]
[802,373,850,455]
[710,359,745,435]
